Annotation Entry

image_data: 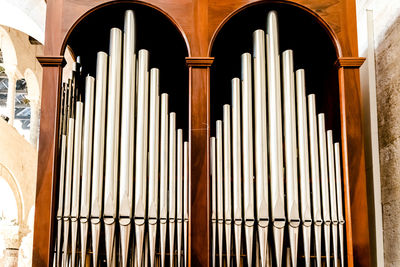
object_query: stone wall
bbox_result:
[375,13,400,266]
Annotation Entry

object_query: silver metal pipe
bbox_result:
[327,131,338,267]
[318,114,331,267]
[62,114,75,267]
[231,78,242,267]
[267,10,285,267]
[56,83,69,267]
[119,10,136,267]
[90,51,108,267]
[56,134,66,267]
[216,120,224,267]
[148,68,160,267]
[134,49,150,267]
[223,104,232,267]
[334,142,345,266]
[241,52,255,266]
[253,29,269,267]
[282,50,300,267]
[177,129,184,267]
[169,112,177,267]
[104,27,122,267]
[295,69,312,267]
[160,94,169,267]
[307,94,322,267]
[210,137,217,267]
[184,141,189,267]
[80,75,95,266]
[70,101,83,267]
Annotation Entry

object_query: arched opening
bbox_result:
[55,2,191,265]
[210,2,340,137]
[209,2,343,266]
[62,2,189,135]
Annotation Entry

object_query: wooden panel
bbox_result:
[188,61,212,266]
[32,63,62,267]
[33,0,371,266]
[339,66,371,266]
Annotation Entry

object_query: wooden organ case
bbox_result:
[33,0,370,266]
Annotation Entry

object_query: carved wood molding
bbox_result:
[335,57,366,68]
[37,56,66,67]
[185,57,214,67]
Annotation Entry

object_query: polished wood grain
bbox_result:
[338,65,371,267]
[33,62,63,266]
[34,0,371,266]
[336,56,366,68]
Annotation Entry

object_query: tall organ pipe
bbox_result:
[61,80,76,267]
[267,10,285,267]
[216,120,224,267]
[223,105,232,267]
[184,141,189,267]
[70,100,83,267]
[307,94,322,267]
[90,52,108,267]
[231,78,242,267]
[282,50,300,267]
[119,10,136,267]
[327,130,339,267]
[210,136,217,267]
[296,69,313,267]
[169,112,177,267]
[103,27,122,267]
[159,94,169,267]
[318,114,331,267]
[253,29,269,267]
[148,68,160,267]
[241,52,255,266]
[334,143,345,266]
[79,76,95,266]
[177,129,184,267]
[55,83,69,267]
[134,49,150,267]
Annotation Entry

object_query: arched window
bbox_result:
[0,70,8,120]
[15,78,31,133]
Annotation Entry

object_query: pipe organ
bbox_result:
[210,11,347,267]
[55,10,189,267]
[34,0,371,266]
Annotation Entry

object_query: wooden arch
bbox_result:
[34,0,370,266]
[208,0,343,58]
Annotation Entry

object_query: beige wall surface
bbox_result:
[357,0,400,266]
[375,14,400,267]
[0,118,37,225]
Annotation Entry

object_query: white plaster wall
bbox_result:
[0,0,46,44]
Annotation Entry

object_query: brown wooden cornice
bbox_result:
[37,56,66,67]
[185,57,214,67]
[335,57,366,68]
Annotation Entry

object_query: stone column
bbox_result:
[29,99,40,147]
[6,70,17,125]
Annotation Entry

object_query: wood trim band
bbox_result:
[186,57,214,67]
[335,57,366,68]
[37,56,66,67]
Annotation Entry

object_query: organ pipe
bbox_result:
[209,10,347,267]
[55,10,189,267]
